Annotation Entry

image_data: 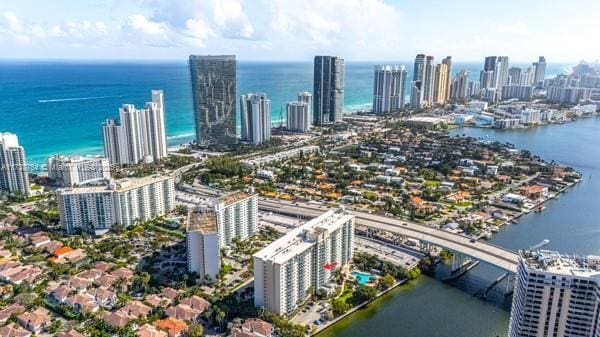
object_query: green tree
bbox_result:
[188,323,204,337]
[377,274,396,291]
[331,298,351,316]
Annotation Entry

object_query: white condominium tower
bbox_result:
[214,191,259,247]
[254,209,354,315]
[372,65,407,113]
[0,132,29,195]
[186,191,259,283]
[57,175,175,234]
[47,155,110,187]
[240,93,271,145]
[297,92,313,120]
[286,101,311,132]
[533,56,547,88]
[509,250,600,337]
[186,209,220,282]
[102,90,167,165]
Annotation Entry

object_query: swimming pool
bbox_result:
[352,271,375,285]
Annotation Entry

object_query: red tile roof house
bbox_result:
[137,323,168,337]
[67,275,93,290]
[165,303,202,322]
[103,310,133,328]
[94,273,118,289]
[90,286,118,309]
[153,317,188,337]
[179,295,211,312]
[241,319,274,337]
[29,235,51,248]
[76,268,105,281]
[16,307,52,334]
[0,264,42,285]
[65,293,100,314]
[1,322,32,337]
[48,285,74,305]
[57,329,87,337]
[93,261,116,272]
[160,287,181,302]
[144,294,173,308]
[120,300,153,318]
[0,303,25,324]
[111,267,135,281]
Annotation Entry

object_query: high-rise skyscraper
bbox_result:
[433,63,449,104]
[254,209,354,315]
[313,56,344,125]
[496,56,510,88]
[533,56,547,88]
[509,250,600,337]
[0,132,29,195]
[286,102,311,133]
[189,55,237,145]
[297,92,313,124]
[423,56,436,106]
[102,90,167,165]
[508,67,522,85]
[442,56,453,101]
[450,70,471,100]
[372,65,407,113]
[410,54,427,109]
[240,92,271,145]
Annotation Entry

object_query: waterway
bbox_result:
[318,117,600,337]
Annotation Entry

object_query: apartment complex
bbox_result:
[57,175,175,234]
[372,65,407,113]
[509,250,600,337]
[286,101,311,133]
[254,209,354,315]
[186,210,220,282]
[186,191,258,282]
[0,132,29,195]
[102,90,167,165]
[47,155,110,187]
[313,56,344,124]
[240,92,271,144]
[189,55,237,145]
[214,192,258,247]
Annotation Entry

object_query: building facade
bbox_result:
[186,210,220,282]
[509,250,600,337]
[254,209,354,315]
[189,55,237,145]
[372,65,407,113]
[57,175,175,234]
[286,101,311,132]
[240,92,271,144]
[533,56,547,88]
[313,56,344,124]
[47,155,110,187]
[0,132,29,195]
[102,90,167,165]
[214,192,258,247]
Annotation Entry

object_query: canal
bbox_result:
[318,117,600,337]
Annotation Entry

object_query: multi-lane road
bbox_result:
[259,199,519,273]
[177,183,519,273]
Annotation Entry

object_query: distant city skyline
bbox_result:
[1,0,599,62]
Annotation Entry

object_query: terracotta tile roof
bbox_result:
[154,317,188,336]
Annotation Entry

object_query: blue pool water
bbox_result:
[352,271,375,285]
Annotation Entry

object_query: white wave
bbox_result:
[344,102,372,113]
[167,132,195,140]
[37,95,121,103]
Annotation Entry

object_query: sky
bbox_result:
[0,0,598,62]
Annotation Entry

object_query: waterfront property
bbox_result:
[509,250,600,337]
[0,132,30,195]
[254,209,355,315]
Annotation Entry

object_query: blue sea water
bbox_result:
[0,60,569,165]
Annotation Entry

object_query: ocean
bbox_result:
[0,60,569,165]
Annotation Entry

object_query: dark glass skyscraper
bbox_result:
[313,56,344,125]
[189,55,237,145]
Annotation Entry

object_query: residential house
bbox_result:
[57,329,87,337]
[137,324,168,337]
[16,307,52,334]
[154,317,188,337]
[1,323,31,337]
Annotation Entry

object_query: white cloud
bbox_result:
[213,0,254,39]
[268,0,404,57]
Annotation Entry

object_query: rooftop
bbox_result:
[186,210,217,233]
[57,175,172,194]
[254,209,353,265]
[217,191,255,206]
[520,250,600,278]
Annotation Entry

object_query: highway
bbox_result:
[176,183,518,272]
[259,199,519,273]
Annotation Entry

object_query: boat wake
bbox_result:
[37,95,122,103]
